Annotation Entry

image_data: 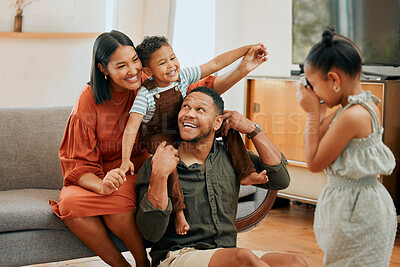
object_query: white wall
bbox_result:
[0,0,107,108]
[0,38,93,107]
[170,0,215,68]
[1,0,108,33]
[116,0,172,45]
[1,0,398,108]
[1,0,292,109]
[0,0,171,108]
[215,0,292,113]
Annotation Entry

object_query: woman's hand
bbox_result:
[99,168,126,195]
[296,82,320,113]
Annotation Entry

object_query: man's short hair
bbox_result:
[187,87,224,115]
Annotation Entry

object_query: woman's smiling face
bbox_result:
[105,45,142,92]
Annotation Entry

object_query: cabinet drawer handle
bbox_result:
[253,103,260,113]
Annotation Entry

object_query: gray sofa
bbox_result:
[0,106,275,266]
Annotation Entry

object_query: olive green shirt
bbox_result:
[136,140,290,266]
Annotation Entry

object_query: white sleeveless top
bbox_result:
[325,90,395,179]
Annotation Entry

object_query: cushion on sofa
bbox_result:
[0,107,71,191]
[0,189,67,232]
[238,185,257,198]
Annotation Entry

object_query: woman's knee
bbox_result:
[103,211,136,234]
[58,186,88,217]
[58,195,81,218]
[104,211,135,224]
[63,216,105,237]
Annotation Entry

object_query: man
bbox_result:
[136,87,308,267]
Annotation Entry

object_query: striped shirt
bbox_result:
[130,66,201,123]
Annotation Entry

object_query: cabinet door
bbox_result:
[246,79,306,162]
[246,79,384,163]
[246,79,386,203]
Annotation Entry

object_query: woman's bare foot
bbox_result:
[175,210,190,235]
[240,170,268,185]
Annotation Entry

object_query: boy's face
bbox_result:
[144,44,180,87]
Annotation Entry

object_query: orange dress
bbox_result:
[50,76,216,220]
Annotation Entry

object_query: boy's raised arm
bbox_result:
[200,43,266,79]
[213,45,268,95]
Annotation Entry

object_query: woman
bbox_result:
[50,30,267,267]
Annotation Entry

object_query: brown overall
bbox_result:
[139,79,256,212]
[140,79,185,211]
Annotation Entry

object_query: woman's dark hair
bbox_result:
[136,36,169,66]
[305,27,362,78]
[187,87,224,115]
[90,30,135,104]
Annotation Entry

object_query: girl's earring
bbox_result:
[104,75,108,80]
[333,85,340,92]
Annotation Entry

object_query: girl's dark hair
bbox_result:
[188,87,224,115]
[136,36,169,66]
[90,30,135,104]
[305,27,362,78]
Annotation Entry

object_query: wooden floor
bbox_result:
[30,201,400,266]
[237,201,400,267]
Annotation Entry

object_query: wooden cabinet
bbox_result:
[245,77,400,211]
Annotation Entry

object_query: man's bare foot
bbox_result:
[175,210,190,235]
[240,170,268,185]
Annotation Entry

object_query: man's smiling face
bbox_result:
[178,92,219,143]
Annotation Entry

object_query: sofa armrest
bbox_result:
[235,185,277,232]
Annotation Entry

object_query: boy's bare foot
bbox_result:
[240,170,268,185]
[175,210,190,235]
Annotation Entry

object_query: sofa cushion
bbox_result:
[238,185,257,198]
[0,106,71,191]
[0,189,67,232]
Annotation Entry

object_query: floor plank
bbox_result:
[237,202,400,267]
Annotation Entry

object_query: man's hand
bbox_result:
[151,141,179,178]
[99,168,126,195]
[221,110,256,136]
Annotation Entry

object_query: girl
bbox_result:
[297,27,397,266]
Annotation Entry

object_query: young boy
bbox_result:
[121,36,268,235]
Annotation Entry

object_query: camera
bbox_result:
[300,74,313,90]
[299,74,324,104]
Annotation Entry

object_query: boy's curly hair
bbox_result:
[136,35,169,66]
